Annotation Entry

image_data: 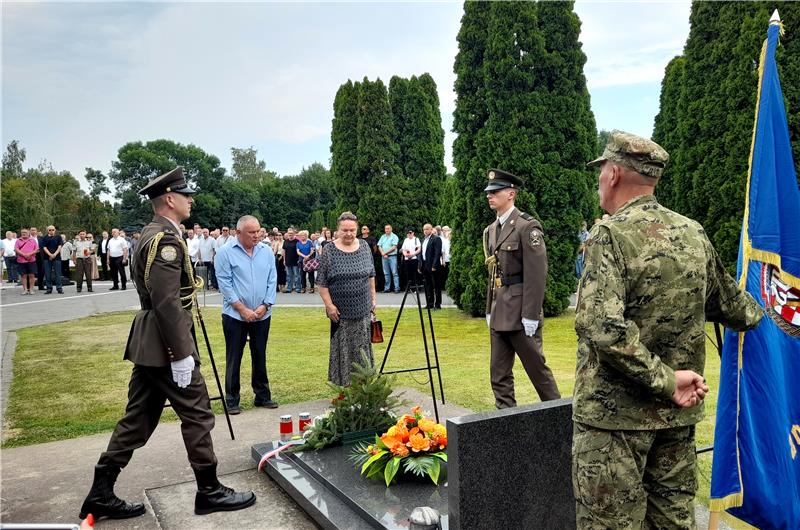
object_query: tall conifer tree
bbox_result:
[356,77,406,229]
[450,0,595,315]
[389,74,447,229]
[654,2,800,269]
[449,0,492,311]
[331,80,361,213]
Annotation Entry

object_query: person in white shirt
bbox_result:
[107,228,129,290]
[401,228,421,289]
[187,231,200,264]
[198,228,218,289]
[2,231,18,284]
[439,226,452,294]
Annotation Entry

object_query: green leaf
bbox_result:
[366,461,386,479]
[428,456,440,485]
[361,450,387,475]
[384,456,402,486]
[432,452,447,462]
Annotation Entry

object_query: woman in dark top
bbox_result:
[316,212,377,386]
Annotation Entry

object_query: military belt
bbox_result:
[498,274,523,287]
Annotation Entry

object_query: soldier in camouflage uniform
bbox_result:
[573,131,764,529]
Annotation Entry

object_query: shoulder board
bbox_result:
[519,212,534,221]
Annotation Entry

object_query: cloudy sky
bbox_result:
[2,1,691,189]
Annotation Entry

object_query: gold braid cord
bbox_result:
[144,232,203,311]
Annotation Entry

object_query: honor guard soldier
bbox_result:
[483,169,561,408]
[79,167,256,521]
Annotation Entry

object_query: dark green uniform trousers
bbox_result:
[572,422,697,530]
[99,364,218,471]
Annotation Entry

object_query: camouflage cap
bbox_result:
[587,130,669,178]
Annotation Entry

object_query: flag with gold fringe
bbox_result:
[710,10,800,530]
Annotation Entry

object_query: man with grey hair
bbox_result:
[215,215,279,414]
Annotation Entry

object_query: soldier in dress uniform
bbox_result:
[483,168,561,408]
[572,131,763,529]
[79,167,256,521]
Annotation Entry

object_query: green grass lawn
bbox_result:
[2,307,722,503]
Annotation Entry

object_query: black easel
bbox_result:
[379,278,445,422]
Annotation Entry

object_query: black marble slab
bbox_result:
[253,442,449,530]
[447,398,575,530]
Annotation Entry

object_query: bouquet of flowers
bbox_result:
[349,406,447,486]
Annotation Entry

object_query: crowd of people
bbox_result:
[0,222,454,304]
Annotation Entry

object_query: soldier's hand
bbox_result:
[521,318,539,337]
[171,356,195,388]
[671,370,707,408]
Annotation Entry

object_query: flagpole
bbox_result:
[708,511,720,530]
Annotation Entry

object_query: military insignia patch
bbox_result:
[160,245,178,262]
[489,171,496,179]
[529,230,542,248]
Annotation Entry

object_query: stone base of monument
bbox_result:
[252,442,449,530]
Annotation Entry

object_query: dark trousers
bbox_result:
[4,257,18,282]
[222,314,272,407]
[490,324,561,408]
[36,255,45,289]
[61,259,71,282]
[99,253,109,280]
[110,256,127,288]
[44,258,62,290]
[99,364,218,471]
[202,261,217,289]
[437,262,449,293]
[300,269,315,290]
[421,267,442,308]
[75,257,93,290]
[403,259,419,287]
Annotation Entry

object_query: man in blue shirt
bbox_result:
[214,215,278,414]
[377,224,400,293]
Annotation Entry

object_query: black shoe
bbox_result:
[194,466,256,515]
[88,288,93,292]
[57,289,63,294]
[45,290,52,294]
[227,405,241,415]
[254,400,279,409]
[110,286,119,291]
[121,285,127,290]
[79,465,146,520]
[77,288,82,293]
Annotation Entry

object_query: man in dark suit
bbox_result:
[419,223,443,309]
[97,230,110,281]
[483,168,561,408]
[79,167,255,521]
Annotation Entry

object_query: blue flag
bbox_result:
[710,14,800,530]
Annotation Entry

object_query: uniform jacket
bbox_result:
[484,208,547,331]
[574,195,763,430]
[124,215,199,367]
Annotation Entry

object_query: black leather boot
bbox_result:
[79,464,146,520]
[194,465,256,515]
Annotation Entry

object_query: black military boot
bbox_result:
[79,464,146,520]
[194,465,256,515]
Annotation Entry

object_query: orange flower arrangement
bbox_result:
[350,406,447,486]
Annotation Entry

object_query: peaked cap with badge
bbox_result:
[587,130,669,178]
[139,167,197,199]
[484,168,524,192]
[482,168,561,408]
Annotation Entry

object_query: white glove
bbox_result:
[171,356,195,388]
[486,314,491,328]
[522,318,539,337]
